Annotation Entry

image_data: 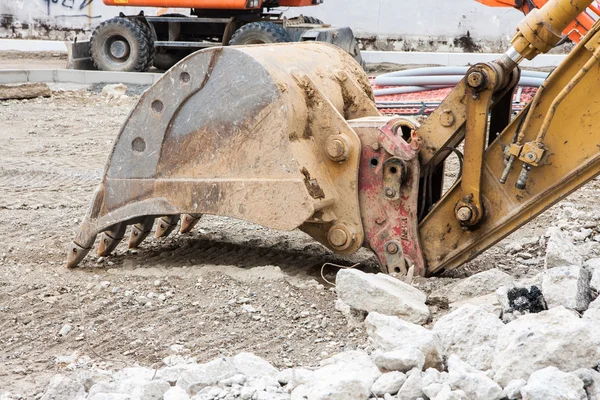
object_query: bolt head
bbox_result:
[525,152,537,162]
[467,71,485,88]
[385,188,396,198]
[328,228,348,247]
[386,242,399,254]
[325,135,350,162]
[439,110,455,127]
[456,206,473,222]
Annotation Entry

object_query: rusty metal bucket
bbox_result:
[67,42,379,267]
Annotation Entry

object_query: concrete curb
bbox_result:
[0,39,567,67]
[0,69,162,85]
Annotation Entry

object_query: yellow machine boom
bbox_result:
[67,0,600,277]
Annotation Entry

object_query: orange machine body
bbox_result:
[102,0,315,8]
[477,0,599,42]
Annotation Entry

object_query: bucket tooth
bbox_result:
[97,223,127,256]
[66,242,92,269]
[128,217,155,249]
[180,214,202,234]
[155,216,180,238]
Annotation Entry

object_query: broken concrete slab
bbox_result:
[429,269,514,307]
[542,266,591,312]
[336,269,429,325]
[545,227,583,268]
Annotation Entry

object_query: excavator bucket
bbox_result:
[67,42,426,276]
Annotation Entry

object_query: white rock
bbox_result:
[334,299,365,328]
[335,269,429,325]
[396,368,425,400]
[164,386,190,400]
[41,375,85,400]
[232,352,278,378]
[521,366,586,400]
[447,355,504,400]
[492,306,600,387]
[371,371,406,396]
[542,266,591,311]
[220,374,246,386]
[433,385,468,400]
[102,84,128,100]
[429,269,514,305]
[58,324,73,337]
[276,369,314,391]
[433,304,503,371]
[365,312,443,370]
[290,350,380,400]
[421,368,448,399]
[504,379,526,400]
[130,380,170,400]
[88,395,130,400]
[545,227,583,268]
[372,348,425,373]
[584,296,600,319]
[155,365,190,385]
[586,258,600,293]
[176,357,236,395]
[571,369,600,400]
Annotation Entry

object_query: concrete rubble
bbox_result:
[28,225,600,400]
[336,268,430,325]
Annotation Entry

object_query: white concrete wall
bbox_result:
[0,0,525,50]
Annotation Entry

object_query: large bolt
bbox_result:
[439,109,455,127]
[467,71,485,89]
[325,135,350,162]
[386,242,399,254]
[456,206,473,222]
[328,228,348,247]
[385,188,397,198]
[327,224,356,251]
[524,152,537,162]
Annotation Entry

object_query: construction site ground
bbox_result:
[1,52,599,397]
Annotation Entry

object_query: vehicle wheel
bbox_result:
[90,17,153,72]
[301,16,324,24]
[229,22,292,45]
[131,18,156,71]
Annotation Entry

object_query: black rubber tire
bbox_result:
[90,17,153,72]
[229,22,292,45]
[131,18,156,71]
[302,16,324,24]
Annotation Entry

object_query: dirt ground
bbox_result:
[0,51,67,70]
[0,63,598,397]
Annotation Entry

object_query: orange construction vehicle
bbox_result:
[477,0,600,43]
[78,0,361,71]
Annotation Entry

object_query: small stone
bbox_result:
[396,368,425,400]
[429,269,514,306]
[545,227,583,268]
[58,324,73,337]
[504,379,526,400]
[100,281,111,288]
[371,371,406,396]
[521,366,586,400]
[231,353,278,379]
[365,312,443,370]
[447,355,504,400]
[542,266,591,311]
[372,348,425,373]
[164,386,190,400]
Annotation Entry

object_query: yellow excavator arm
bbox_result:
[67,0,600,277]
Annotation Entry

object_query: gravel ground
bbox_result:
[0,78,598,397]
